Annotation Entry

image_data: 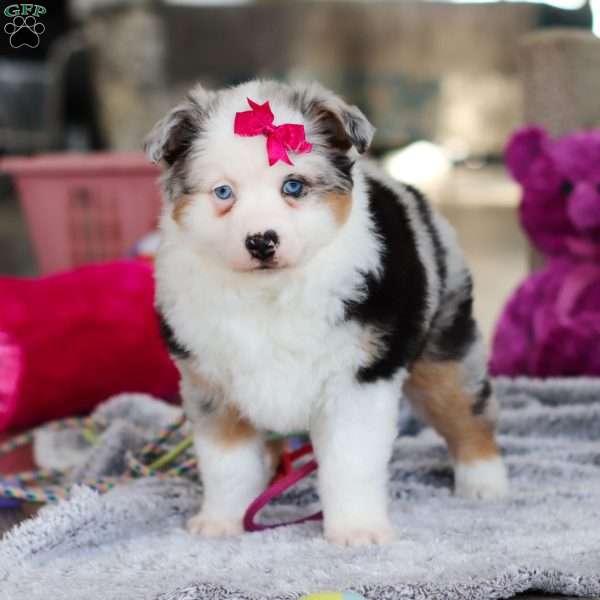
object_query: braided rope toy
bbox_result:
[0,414,196,504]
[0,415,320,531]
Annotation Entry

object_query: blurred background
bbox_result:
[1,0,599,343]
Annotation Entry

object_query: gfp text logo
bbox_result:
[4,4,47,49]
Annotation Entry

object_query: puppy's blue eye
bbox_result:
[282,179,304,198]
[214,185,233,200]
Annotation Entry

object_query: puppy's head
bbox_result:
[145,80,374,272]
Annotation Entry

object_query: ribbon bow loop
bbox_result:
[234,98,312,166]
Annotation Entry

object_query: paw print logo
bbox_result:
[4,15,45,49]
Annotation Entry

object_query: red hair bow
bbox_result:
[234,98,312,166]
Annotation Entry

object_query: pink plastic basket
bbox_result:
[0,153,163,274]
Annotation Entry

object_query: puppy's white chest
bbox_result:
[156,234,370,433]
[198,301,342,431]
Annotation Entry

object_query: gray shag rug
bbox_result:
[2,378,600,600]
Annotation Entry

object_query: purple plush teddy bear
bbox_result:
[490,126,600,377]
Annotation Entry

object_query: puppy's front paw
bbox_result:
[187,513,244,537]
[325,524,396,546]
[454,457,509,500]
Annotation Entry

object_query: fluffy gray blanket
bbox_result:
[1,378,600,600]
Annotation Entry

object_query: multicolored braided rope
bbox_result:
[0,414,319,533]
[0,414,196,504]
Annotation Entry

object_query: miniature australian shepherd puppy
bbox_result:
[145,79,509,546]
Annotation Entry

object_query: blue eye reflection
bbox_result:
[282,179,304,198]
[214,185,233,200]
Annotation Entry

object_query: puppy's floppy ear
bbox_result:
[294,81,375,154]
[144,83,214,166]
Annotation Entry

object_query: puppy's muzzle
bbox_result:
[245,230,279,262]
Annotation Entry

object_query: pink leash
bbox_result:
[243,442,322,532]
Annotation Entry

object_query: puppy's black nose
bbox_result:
[245,230,279,261]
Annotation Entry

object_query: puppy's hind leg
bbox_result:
[404,358,509,500]
[181,370,271,537]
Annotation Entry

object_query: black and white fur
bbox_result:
[146,80,508,546]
